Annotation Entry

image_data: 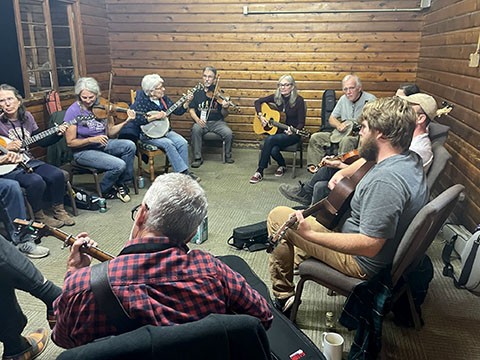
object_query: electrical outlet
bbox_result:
[469,52,479,67]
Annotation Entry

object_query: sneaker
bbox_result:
[16,241,50,259]
[273,295,295,317]
[250,171,263,184]
[278,181,312,206]
[191,159,203,168]
[187,171,201,183]
[116,185,131,203]
[2,328,49,360]
[225,158,235,164]
[275,166,286,177]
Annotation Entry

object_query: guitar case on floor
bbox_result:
[218,255,325,360]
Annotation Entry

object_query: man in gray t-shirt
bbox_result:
[307,75,376,171]
[268,96,428,308]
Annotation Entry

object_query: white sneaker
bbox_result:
[17,241,50,259]
[116,185,131,203]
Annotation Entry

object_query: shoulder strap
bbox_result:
[441,234,457,280]
[90,261,137,333]
[118,242,187,256]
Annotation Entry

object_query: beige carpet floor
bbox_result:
[4,146,480,359]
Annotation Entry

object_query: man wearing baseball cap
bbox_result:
[398,93,437,172]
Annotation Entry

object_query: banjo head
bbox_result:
[140,118,170,138]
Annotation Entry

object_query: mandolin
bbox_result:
[13,218,114,262]
[253,103,310,138]
[267,160,375,253]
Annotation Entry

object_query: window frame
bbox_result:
[12,0,86,99]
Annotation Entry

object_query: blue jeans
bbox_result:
[2,160,65,212]
[0,179,26,240]
[73,139,136,193]
[258,133,300,172]
[303,166,339,204]
[140,130,188,173]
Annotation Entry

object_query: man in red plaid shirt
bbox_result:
[52,173,273,349]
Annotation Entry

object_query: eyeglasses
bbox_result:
[279,83,292,88]
[131,203,149,221]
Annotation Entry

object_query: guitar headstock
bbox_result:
[13,219,51,239]
[436,101,454,118]
[296,128,311,138]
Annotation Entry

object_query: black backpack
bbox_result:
[319,89,336,132]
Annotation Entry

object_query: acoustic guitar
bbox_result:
[267,160,375,253]
[140,83,204,139]
[253,103,310,138]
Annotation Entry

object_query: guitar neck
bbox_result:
[269,120,309,137]
[48,227,115,262]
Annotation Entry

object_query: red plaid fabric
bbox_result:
[52,236,273,348]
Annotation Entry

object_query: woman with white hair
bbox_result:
[250,74,306,184]
[120,74,198,181]
[64,77,136,202]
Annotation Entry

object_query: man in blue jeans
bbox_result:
[0,234,61,360]
[0,152,49,258]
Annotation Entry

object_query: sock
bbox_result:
[3,335,30,357]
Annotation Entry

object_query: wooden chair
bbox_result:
[289,184,465,330]
[131,89,170,183]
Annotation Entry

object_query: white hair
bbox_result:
[143,173,207,245]
[141,74,164,95]
[342,75,362,88]
[75,77,100,96]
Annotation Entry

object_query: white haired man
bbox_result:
[307,75,376,173]
[52,173,273,348]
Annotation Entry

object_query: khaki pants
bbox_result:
[268,206,366,299]
[306,132,359,166]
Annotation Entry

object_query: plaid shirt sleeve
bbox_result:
[214,259,273,329]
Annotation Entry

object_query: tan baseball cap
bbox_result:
[399,93,438,120]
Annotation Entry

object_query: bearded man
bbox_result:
[267,96,428,313]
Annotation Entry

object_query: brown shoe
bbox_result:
[52,204,75,226]
[34,209,64,228]
[2,328,48,360]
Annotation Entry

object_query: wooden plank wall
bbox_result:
[79,0,112,90]
[105,0,422,141]
[417,0,480,230]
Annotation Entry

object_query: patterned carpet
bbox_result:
[5,146,480,359]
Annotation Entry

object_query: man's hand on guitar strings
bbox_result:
[293,210,313,238]
[67,232,98,272]
[328,171,344,190]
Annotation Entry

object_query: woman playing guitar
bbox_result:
[250,74,306,184]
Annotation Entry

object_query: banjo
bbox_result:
[141,83,204,139]
[0,118,78,176]
[329,120,361,144]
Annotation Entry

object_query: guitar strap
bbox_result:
[90,241,187,333]
[160,97,168,111]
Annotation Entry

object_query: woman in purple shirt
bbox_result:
[65,77,136,202]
